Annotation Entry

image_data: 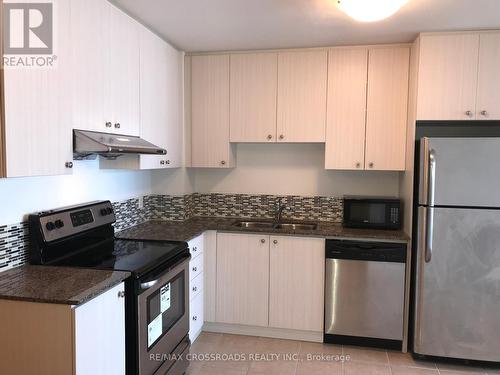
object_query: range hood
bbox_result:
[73,129,167,160]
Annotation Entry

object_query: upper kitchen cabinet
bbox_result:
[476,32,500,120]
[276,50,328,143]
[3,0,73,177]
[229,53,278,143]
[139,28,183,169]
[191,55,235,168]
[325,48,368,170]
[325,46,409,171]
[71,0,140,136]
[365,47,409,171]
[416,33,480,121]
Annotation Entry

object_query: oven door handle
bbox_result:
[139,253,191,291]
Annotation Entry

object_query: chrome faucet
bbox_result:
[274,198,289,225]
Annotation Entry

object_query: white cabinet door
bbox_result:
[476,32,500,120]
[4,0,73,177]
[365,47,409,171]
[417,34,480,120]
[108,3,140,136]
[216,233,269,327]
[189,292,204,342]
[325,48,368,170]
[139,27,183,169]
[74,283,125,375]
[191,55,235,168]
[269,236,325,332]
[70,0,110,133]
[229,53,278,143]
[277,50,327,143]
[203,231,217,323]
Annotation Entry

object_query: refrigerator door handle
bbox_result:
[428,149,436,207]
[425,207,434,263]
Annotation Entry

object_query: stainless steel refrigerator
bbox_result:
[414,137,500,362]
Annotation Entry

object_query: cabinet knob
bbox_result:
[369,162,374,168]
[481,110,488,116]
[193,247,197,252]
[465,111,474,117]
[160,160,165,165]
[166,160,171,165]
[260,239,266,244]
[273,240,278,245]
[356,162,361,168]
[65,161,73,169]
[279,134,284,140]
[192,316,198,321]
[117,291,125,298]
[221,160,226,166]
[192,266,197,272]
[267,134,273,141]
[192,286,198,292]
[105,122,112,128]
[114,123,121,129]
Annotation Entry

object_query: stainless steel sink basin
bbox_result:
[274,223,318,231]
[232,221,275,229]
[232,221,318,231]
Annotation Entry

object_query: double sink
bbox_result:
[232,220,318,231]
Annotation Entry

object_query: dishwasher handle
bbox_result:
[326,240,407,263]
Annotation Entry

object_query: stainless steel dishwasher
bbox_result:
[324,239,406,350]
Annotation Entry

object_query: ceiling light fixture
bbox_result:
[336,0,409,22]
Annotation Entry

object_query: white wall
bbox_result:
[0,160,152,224]
[153,144,400,197]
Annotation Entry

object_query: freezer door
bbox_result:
[419,137,500,207]
[414,206,500,361]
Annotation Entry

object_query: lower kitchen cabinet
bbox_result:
[188,234,205,342]
[214,232,324,333]
[216,232,270,327]
[0,283,125,375]
[269,236,325,332]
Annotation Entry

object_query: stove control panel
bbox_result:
[33,201,116,243]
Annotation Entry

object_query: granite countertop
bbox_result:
[116,217,410,243]
[0,265,130,305]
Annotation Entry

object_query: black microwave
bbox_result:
[343,197,402,230]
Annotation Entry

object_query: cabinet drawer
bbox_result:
[188,235,204,259]
[189,292,204,340]
[190,272,203,301]
[190,253,204,281]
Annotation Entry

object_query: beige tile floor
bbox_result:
[187,332,500,375]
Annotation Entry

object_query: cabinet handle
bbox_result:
[273,239,278,245]
[166,160,171,165]
[481,110,488,116]
[192,316,198,321]
[260,239,266,244]
[356,162,361,168]
[369,162,374,168]
[192,266,197,272]
[192,286,198,292]
[117,291,125,298]
[465,111,474,117]
[192,247,197,252]
[279,134,284,140]
[221,160,226,166]
[160,160,165,165]
[105,122,112,128]
[65,162,73,169]
[267,134,273,141]
[114,123,121,129]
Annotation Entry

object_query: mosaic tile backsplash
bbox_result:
[0,193,343,271]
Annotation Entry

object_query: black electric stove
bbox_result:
[28,201,191,375]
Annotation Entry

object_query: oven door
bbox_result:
[137,255,190,375]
